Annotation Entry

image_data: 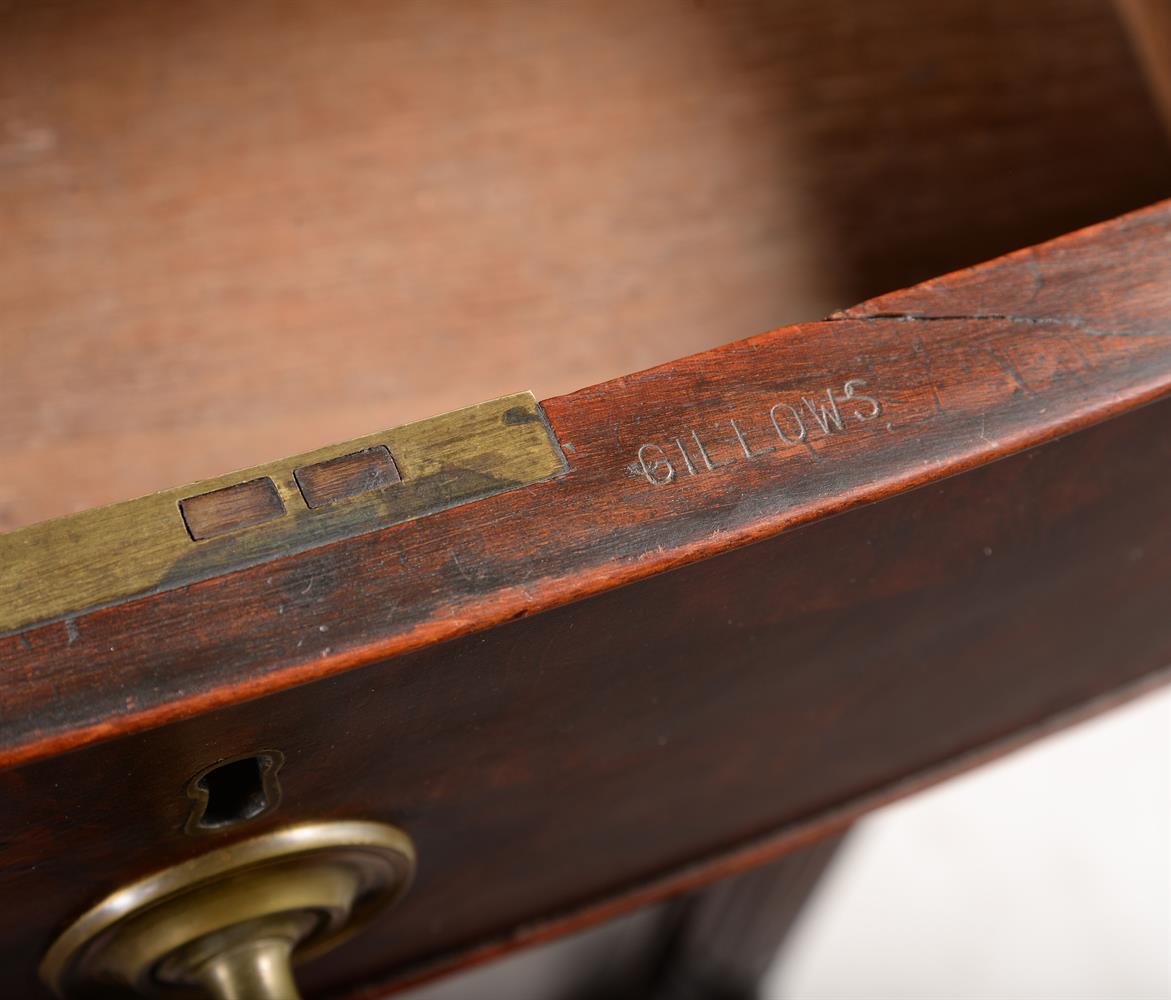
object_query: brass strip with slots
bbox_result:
[0,392,566,635]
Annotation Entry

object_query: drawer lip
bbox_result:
[3,199,1171,770]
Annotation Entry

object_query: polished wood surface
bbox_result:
[1,0,1168,533]
[4,201,1171,766]
[4,3,1171,997]
[2,204,1170,998]
[4,403,1168,999]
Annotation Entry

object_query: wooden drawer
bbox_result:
[2,2,1169,997]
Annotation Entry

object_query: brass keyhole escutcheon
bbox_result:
[40,821,415,999]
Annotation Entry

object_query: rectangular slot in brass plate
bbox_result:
[180,478,286,540]
[0,392,566,635]
[294,446,401,509]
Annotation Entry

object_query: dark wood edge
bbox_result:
[3,199,1171,769]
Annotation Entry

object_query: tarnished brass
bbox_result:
[0,391,566,635]
[40,821,415,999]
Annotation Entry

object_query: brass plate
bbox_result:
[0,392,566,635]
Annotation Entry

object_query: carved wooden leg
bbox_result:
[647,832,850,1000]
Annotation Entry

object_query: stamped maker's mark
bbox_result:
[632,377,882,486]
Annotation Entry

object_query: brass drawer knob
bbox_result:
[40,821,415,999]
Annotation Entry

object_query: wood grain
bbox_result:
[295,447,402,510]
[3,4,1171,993]
[0,203,1169,998]
[180,477,286,540]
[1,0,1167,533]
[2,403,1168,1000]
[5,200,1171,763]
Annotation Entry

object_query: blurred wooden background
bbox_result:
[2,0,1169,530]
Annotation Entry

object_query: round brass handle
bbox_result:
[40,821,415,1000]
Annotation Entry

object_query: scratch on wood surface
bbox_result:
[830,311,1121,338]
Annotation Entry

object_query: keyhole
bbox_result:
[186,751,284,834]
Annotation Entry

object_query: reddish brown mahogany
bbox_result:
[2,0,1168,535]
[1,203,1170,997]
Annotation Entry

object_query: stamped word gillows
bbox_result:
[634,378,882,486]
